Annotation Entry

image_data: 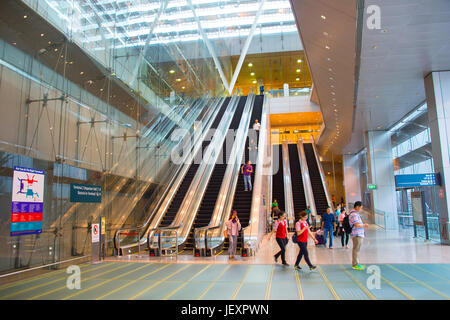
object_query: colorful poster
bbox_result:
[11,166,45,236]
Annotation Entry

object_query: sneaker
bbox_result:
[294,265,302,271]
[282,262,289,266]
[346,245,350,249]
[274,255,278,263]
[329,247,333,249]
[309,265,317,271]
[352,264,365,270]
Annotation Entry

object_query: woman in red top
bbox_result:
[294,211,318,271]
[273,212,289,266]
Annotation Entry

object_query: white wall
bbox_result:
[268,95,320,114]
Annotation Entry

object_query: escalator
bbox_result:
[303,143,328,217]
[183,96,248,251]
[157,97,231,228]
[288,144,307,214]
[220,95,263,254]
[272,144,285,213]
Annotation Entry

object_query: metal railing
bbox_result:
[298,138,318,221]
[114,96,224,254]
[193,90,256,255]
[147,90,242,251]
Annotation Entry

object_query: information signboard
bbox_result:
[92,223,100,243]
[395,173,440,188]
[70,183,102,203]
[10,166,45,236]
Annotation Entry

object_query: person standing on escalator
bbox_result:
[241,160,253,191]
[225,210,241,259]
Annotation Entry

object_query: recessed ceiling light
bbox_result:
[40,33,44,37]
[176,78,181,82]
[296,69,301,73]
[372,45,377,49]
[48,41,52,44]
[250,72,255,76]
[182,86,185,89]
[24,15,28,19]
[169,70,175,74]
[334,109,338,112]
[329,77,334,80]
[296,78,300,81]
[321,15,326,20]
[80,71,84,75]
[327,58,332,61]
[252,80,257,84]
[325,45,330,50]
[297,59,302,63]
[323,32,328,36]
[12,42,17,46]
[331,92,335,95]
[248,62,253,67]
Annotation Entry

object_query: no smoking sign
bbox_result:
[92,223,100,243]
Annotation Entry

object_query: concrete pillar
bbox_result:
[365,131,399,230]
[424,71,450,245]
[343,154,362,210]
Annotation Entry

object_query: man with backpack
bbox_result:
[343,201,369,270]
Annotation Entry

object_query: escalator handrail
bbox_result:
[194,89,256,252]
[297,139,318,218]
[149,90,242,248]
[114,96,224,250]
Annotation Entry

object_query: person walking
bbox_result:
[349,201,369,270]
[305,206,312,227]
[321,207,336,249]
[294,211,318,271]
[338,207,350,248]
[241,160,253,191]
[334,204,341,236]
[272,199,280,219]
[225,210,241,259]
[273,212,289,266]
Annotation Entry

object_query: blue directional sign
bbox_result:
[70,183,102,203]
[395,173,440,188]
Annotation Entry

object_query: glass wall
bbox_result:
[391,103,440,241]
[0,1,227,274]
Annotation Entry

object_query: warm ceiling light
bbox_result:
[296,78,300,81]
[325,45,330,50]
[334,109,338,112]
[24,15,28,19]
[321,15,326,20]
[331,92,335,95]
[248,62,253,67]
[327,58,332,61]
[169,70,175,74]
[48,41,52,44]
[40,33,44,37]
[372,45,377,49]
[182,86,185,89]
[297,59,302,63]
[12,42,17,46]
[323,32,328,36]
[296,69,301,73]
[80,71,84,75]
[176,78,181,82]
[252,80,257,84]
[250,72,255,76]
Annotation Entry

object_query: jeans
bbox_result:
[244,174,252,191]
[295,242,313,267]
[274,237,288,264]
[228,235,238,256]
[324,227,333,248]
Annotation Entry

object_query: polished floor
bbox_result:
[1,225,450,300]
[1,261,450,300]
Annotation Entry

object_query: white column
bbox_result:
[365,131,399,230]
[424,71,450,245]
[343,154,362,209]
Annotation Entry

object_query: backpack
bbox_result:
[343,214,352,234]
[292,232,298,243]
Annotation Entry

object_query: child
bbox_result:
[294,211,318,271]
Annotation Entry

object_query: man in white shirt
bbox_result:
[253,119,261,131]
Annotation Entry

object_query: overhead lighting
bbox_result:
[80,71,84,75]
[169,69,175,74]
[325,45,330,50]
[176,78,181,82]
[297,59,302,63]
[182,86,185,89]
[248,62,253,67]
[40,33,44,37]
[321,15,326,20]
[372,45,377,49]
[296,69,301,73]
[24,15,28,19]
[252,80,257,84]
[250,72,255,76]
[323,32,328,36]
[296,78,300,81]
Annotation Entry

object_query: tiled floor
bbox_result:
[1,261,450,300]
[2,218,450,300]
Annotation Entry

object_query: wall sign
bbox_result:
[395,173,441,188]
[92,223,100,243]
[11,166,45,236]
[70,183,102,203]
